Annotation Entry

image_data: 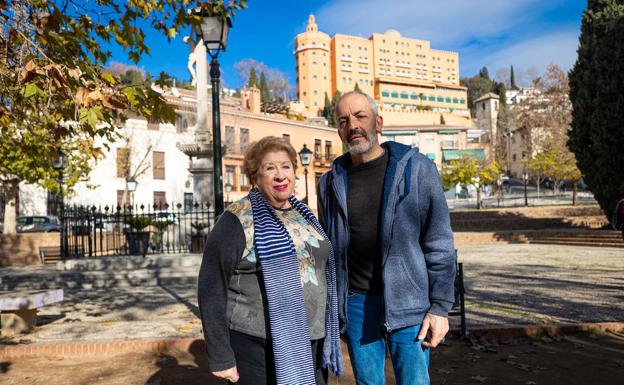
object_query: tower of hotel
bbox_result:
[295,15,469,121]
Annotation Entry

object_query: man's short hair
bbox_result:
[335,91,379,122]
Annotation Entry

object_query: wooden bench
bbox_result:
[0,289,64,336]
[39,246,61,265]
[448,251,467,337]
[39,245,85,265]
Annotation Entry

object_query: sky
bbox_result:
[108,0,587,92]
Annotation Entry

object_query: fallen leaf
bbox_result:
[436,368,451,374]
[176,325,193,332]
[100,322,114,328]
[471,375,486,383]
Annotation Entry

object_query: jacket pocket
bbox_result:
[384,253,429,311]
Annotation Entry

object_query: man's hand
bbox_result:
[212,366,239,383]
[417,313,449,348]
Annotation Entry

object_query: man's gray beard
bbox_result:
[348,133,378,155]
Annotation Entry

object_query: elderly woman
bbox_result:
[198,136,343,385]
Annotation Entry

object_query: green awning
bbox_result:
[438,129,461,135]
[426,152,436,160]
[442,149,485,161]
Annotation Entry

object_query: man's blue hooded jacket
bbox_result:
[317,141,456,331]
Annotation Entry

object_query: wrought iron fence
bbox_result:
[61,202,213,259]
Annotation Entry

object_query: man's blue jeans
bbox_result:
[345,293,430,385]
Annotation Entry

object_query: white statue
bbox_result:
[183,33,198,86]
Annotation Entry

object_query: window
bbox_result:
[400,91,408,99]
[184,193,194,211]
[175,114,188,133]
[314,139,322,160]
[381,90,389,97]
[324,141,332,160]
[410,92,418,100]
[445,97,451,103]
[147,116,159,131]
[240,169,250,189]
[240,128,249,152]
[437,96,444,102]
[282,133,291,143]
[428,95,435,101]
[153,151,165,180]
[116,147,130,178]
[460,98,465,104]
[225,125,235,151]
[391,91,399,98]
[225,166,235,189]
[117,190,125,206]
[153,191,167,206]
[453,98,459,104]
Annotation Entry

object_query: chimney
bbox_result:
[249,85,261,114]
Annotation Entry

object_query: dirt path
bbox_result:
[2,331,623,385]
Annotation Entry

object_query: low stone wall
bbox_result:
[451,205,607,232]
[0,233,59,267]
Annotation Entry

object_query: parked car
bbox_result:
[16,216,61,233]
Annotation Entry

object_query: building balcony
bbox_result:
[341,66,353,72]
[396,72,411,78]
[395,62,412,69]
[358,68,370,74]
[358,58,369,64]
[340,56,353,62]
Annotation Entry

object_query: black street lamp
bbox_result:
[126,177,138,208]
[192,9,232,218]
[52,149,67,259]
[298,144,313,204]
[522,171,529,206]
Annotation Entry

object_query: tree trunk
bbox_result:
[476,185,482,210]
[572,181,577,206]
[2,180,20,234]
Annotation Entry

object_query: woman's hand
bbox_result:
[212,366,239,383]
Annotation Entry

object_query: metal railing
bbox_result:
[61,202,213,259]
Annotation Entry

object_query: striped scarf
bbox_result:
[249,189,343,385]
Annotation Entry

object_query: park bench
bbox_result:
[39,246,62,265]
[39,245,85,265]
[0,289,64,336]
[448,251,467,337]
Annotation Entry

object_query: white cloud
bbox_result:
[462,29,580,80]
[315,0,553,46]
[313,0,579,82]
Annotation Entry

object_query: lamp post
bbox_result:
[298,144,313,204]
[192,9,232,218]
[522,171,529,206]
[126,177,138,208]
[52,149,67,259]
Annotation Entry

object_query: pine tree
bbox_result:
[478,66,490,80]
[354,82,361,92]
[259,72,270,102]
[234,88,241,98]
[510,65,518,90]
[568,0,624,222]
[440,114,446,125]
[248,67,259,88]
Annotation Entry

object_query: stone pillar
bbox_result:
[189,33,213,206]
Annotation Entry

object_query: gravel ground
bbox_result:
[2,243,623,345]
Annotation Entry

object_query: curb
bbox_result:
[0,337,202,359]
[2,322,623,359]
[452,321,624,340]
